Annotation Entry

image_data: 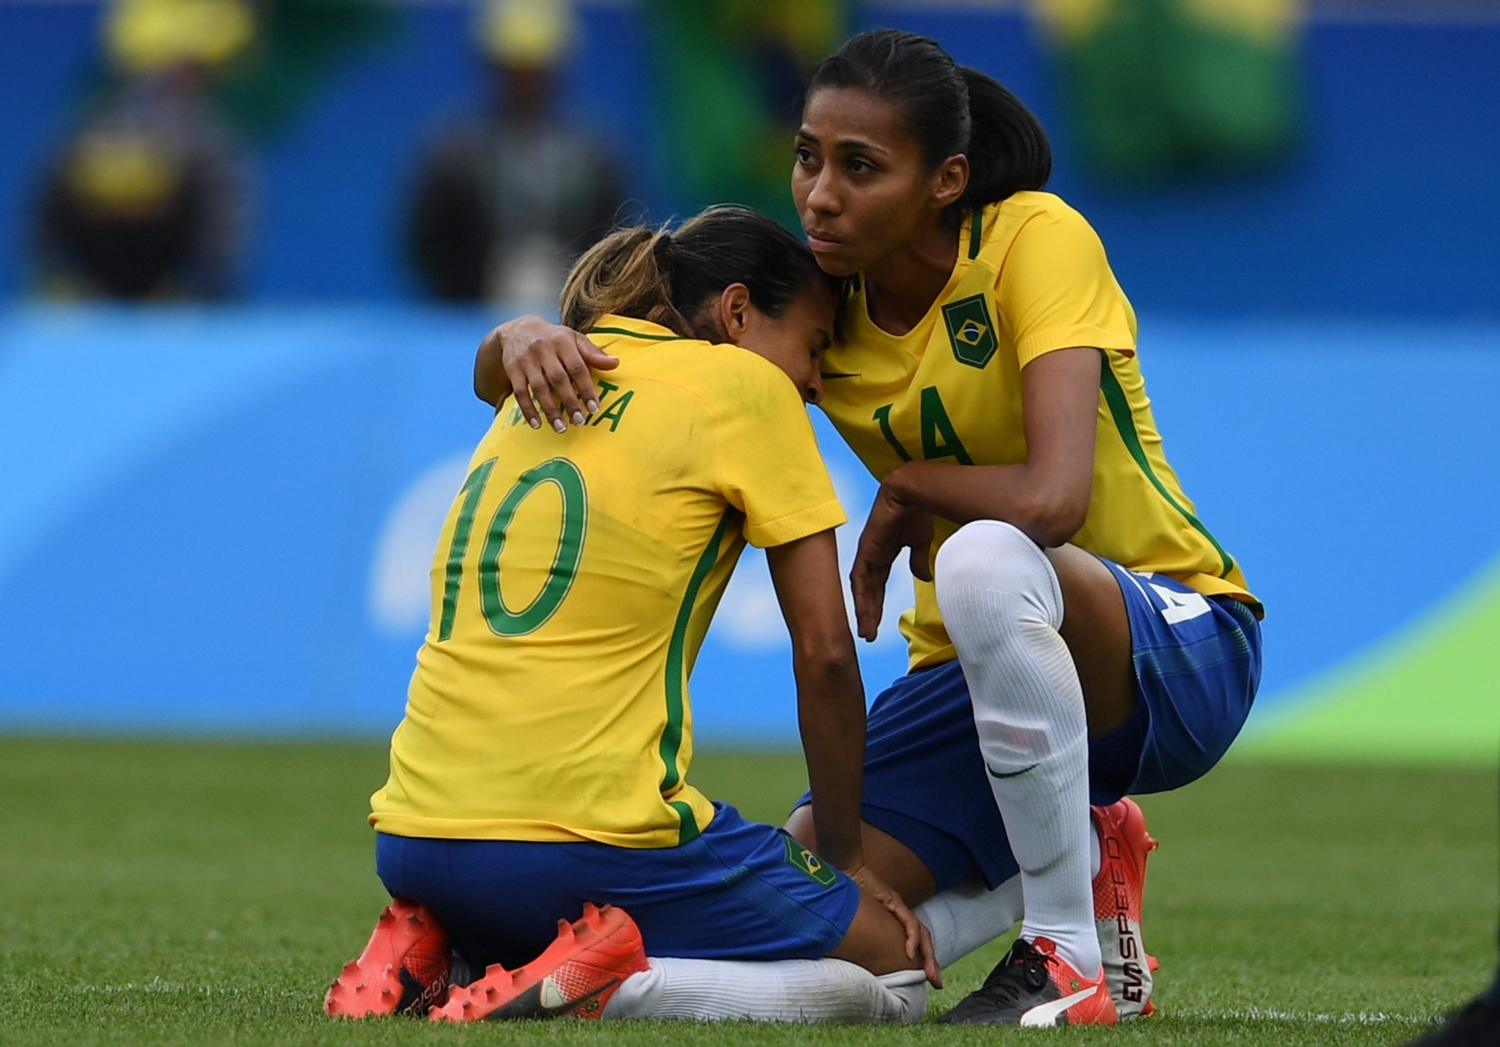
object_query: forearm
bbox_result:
[883,459,1088,549]
[795,649,867,870]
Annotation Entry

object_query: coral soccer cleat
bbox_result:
[1092,796,1160,1019]
[939,936,1118,1026]
[324,897,452,1018]
[431,902,648,1022]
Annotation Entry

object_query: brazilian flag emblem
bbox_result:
[942,293,999,369]
[782,833,839,888]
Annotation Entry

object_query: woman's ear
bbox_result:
[933,154,969,210]
[713,283,754,344]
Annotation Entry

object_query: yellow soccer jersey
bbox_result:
[818,192,1259,671]
[371,315,845,848]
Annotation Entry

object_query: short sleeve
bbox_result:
[996,204,1137,368]
[712,358,846,548]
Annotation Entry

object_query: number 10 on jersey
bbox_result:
[437,457,589,640]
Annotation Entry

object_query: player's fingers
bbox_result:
[543,356,590,428]
[918,922,942,988]
[525,359,567,433]
[852,550,891,641]
[537,356,583,431]
[909,543,933,583]
[877,891,926,968]
[510,359,550,429]
[571,332,619,404]
[560,348,601,420]
[850,564,882,641]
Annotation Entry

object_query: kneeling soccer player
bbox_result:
[325,206,939,1024]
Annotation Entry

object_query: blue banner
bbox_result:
[2,308,1497,745]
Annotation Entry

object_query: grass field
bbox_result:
[1,737,1495,1046]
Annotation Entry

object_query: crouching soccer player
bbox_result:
[325,206,939,1024]
[473,27,1263,1026]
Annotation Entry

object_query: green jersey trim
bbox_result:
[968,208,984,260]
[1099,359,1236,578]
[669,800,701,845]
[590,326,680,342]
[659,509,734,841]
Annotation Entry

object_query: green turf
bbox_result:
[1,737,1495,1045]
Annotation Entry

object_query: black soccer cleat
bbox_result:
[1403,995,1500,1047]
[937,936,1118,1026]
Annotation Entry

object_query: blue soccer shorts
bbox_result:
[796,561,1262,894]
[375,801,861,970]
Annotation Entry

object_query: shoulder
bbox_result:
[969,192,1113,286]
[683,342,806,421]
[999,191,1093,227]
[987,192,1104,249]
[617,339,801,421]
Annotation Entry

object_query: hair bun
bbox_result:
[653,230,674,270]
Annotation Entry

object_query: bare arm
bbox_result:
[766,530,937,981]
[473,315,620,430]
[766,530,866,870]
[851,347,1101,640]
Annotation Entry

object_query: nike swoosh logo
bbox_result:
[1019,983,1098,1027]
[536,977,620,1018]
[987,763,1039,779]
[820,371,861,379]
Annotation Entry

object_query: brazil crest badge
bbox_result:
[942,293,998,368]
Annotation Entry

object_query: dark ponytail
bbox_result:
[805,29,1050,214]
[957,66,1051,211]
[561,205,828,337]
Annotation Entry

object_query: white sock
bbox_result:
[602,956,926,1023]
[913,875,1024,969]
[934,520,1101,976]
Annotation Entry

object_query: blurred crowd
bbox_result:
[29,0,856,306]
[26,0,1300,306]
[34,0,253,299]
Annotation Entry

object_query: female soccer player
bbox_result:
[327,205,938,1024]
[472,29,1264,1028]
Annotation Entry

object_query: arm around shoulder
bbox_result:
[472,316,620,430]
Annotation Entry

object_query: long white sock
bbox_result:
[934,520,1100,975]
[913,875,1024,969]
[602,956,926,1023]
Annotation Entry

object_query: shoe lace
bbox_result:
[969,939,1054,1009]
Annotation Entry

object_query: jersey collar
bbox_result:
[588,314,684,348]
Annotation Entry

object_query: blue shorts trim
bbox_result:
[796,562,1262,893]
[374,801,860,970]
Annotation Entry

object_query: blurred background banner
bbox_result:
[1,0,1497,762]
[2,307,1497,760]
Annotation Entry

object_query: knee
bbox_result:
[784,804,816,848]
[934,521,1063,629]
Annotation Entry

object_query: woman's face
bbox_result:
[792,86,951,277]
[712,281,835,405]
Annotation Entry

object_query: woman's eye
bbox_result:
[848,158,873,175]
[795,147,814,164]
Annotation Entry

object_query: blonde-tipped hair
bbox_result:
[559,205,828,338]
[559,224,691,336]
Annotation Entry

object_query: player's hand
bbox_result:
[850,479,934,642]
[475,316,619,431]
[845,863,942,988]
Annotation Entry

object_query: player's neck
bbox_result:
[863,224,960,337]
